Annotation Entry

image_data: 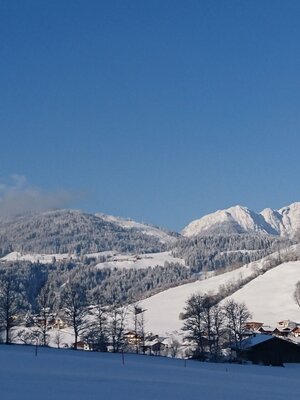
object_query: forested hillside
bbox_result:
[0,210,175,256]
[173,234,287,272]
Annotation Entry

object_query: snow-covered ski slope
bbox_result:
[1,345,299,400]
[141,255,300,335]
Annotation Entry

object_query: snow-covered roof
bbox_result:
[231,335,274,350]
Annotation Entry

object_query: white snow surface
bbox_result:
[1,250,186,270]
[221,261,300,324]
[1,251,72,264]
[140,254,300,336]
[96,212,177,244]
[182,202,300,237]
[1,345,299,400]
[95,251,185,270]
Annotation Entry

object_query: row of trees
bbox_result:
[182,293,252,361]
[0,271,140,353]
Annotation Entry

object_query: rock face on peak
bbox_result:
[261,202,300,238]
[182,203,300,238]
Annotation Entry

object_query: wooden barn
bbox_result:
[231,335,300,366]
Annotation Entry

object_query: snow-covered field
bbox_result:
[95,251,185,270]
[141,258,300,335]
[0,251,72,264]
[1,345,299,400]
[1,250,185,270]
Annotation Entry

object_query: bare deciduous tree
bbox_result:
[223,299,251,351]
[36,282,56,346]
[61,281,87,350]
[109,304,127,353]
[132,303,146,354]
[85,289,109,352]
[182,293,216,360]
[0,272,21,344]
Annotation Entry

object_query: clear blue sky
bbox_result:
[1,0,300,231]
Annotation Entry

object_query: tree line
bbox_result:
[1,269,300,361]
[181,293,251,361]
[0,271,138,353]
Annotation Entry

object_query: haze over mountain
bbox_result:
[182,202,300,238]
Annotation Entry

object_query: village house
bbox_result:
[258,325,276,335]
[244,322,264,332]
[73,341,91,351]
[124,331,143,346]
[273,327,292,337]
[277,320,297,330]
[292,326,300,337]
[144,335,168,355]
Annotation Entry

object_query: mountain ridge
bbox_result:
[182,202,300,238]
[0,201,299,257]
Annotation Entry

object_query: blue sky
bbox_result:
[1,0,300,231]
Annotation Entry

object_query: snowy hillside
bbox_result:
[182,202,300,237]
[96,213,178,244]
[140,252,300,335]
[0,209,174,256]
[1,345,299,400]
[221,261,300,324]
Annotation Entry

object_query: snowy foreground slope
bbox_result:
[1,345,299,400]
[141,259,300,335]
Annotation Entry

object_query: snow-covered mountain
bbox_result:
[261,202,300,238]
[182,203,300,238]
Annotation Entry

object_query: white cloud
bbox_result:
[0,175,76,218]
